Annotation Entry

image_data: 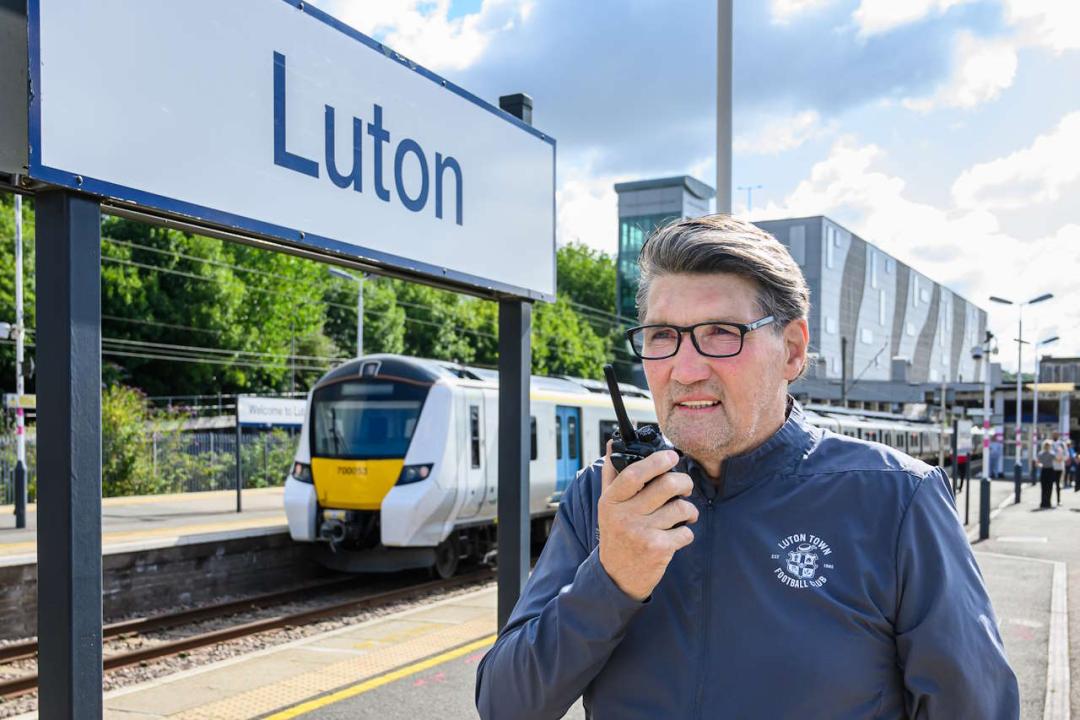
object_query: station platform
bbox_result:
[80,477,1068,720]
[0,487,286,565]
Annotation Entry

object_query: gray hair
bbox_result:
[636,214,811,372]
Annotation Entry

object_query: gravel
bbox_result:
[0,569,496,719]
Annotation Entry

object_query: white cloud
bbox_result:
[314,0,530,72]
[758,137,1080,369]
[734,110,828,155]
[952,111,1080,209]
[853,0,974,38]
[555,165,625,256]
[770,0,834,25]
[902,32,1017,112]
[1001,0,1080,54]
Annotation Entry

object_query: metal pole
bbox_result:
[1014,307,1023,502]
[235,400,242,513]
[951,418,959,495]
[496,299,531,629]
[357,273,364,358]
[36,190,103,719]
[939,377,946,468]
[980,339,991,540]
[495,92,535,630]
[1031,353,1040,481]
[13,184,26,529]
[716,0,732,214]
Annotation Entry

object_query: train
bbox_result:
[284,354,958,578]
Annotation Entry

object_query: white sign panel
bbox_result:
[237,396,307,427]
[28,0,556,300]
[957,419,973,455]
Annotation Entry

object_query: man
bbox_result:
[1052,431,1066,504]
[475,215,1019,719]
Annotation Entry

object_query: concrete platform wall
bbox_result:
[0,532,327,639]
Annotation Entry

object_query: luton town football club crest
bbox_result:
[770,532,835,589]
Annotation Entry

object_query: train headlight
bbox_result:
[397,463,433,485]
[292,462,313,484]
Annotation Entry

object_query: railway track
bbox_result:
[0,568,494,699]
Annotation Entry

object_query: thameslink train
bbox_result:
[284,354,955,578]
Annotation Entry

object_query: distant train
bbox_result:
[284,354,957,578]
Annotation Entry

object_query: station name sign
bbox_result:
[16,0,556,300]
[237,396,307,427]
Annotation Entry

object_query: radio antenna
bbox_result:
[603,364,637,441]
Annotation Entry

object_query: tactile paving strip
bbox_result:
[171,616,496,720]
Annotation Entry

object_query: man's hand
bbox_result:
[598,443,698,602]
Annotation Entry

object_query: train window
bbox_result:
[555,415,562,460]
[470,405,481,468]
[568,416,579,460]
[599,421,619,455]
[530,416,537,461]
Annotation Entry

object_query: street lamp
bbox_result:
[989,292,1054,503]
[737,184,763,219]
[1030,335,1059,480]
[329,267,365,358]
[973,331,998,540]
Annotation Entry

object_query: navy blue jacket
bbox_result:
[476,401,1019,718]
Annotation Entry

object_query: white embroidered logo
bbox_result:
[770,532,835,589]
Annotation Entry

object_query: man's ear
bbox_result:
[782,318,810,382]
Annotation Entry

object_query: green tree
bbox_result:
[101,384,161,497]
[0,194,36,395]
[556,242,617,315]
[531,296,609,378]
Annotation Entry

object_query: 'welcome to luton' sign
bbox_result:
[14,0,556,300]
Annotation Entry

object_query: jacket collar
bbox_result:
[681,396,818,500]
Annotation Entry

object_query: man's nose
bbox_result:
[668,332,712,385]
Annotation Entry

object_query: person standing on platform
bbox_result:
[1067,439,1077,491]
[991,431,1005,478]
[476,214,1019,720]
[1052,431,1066,504]
[1038,439,1057,509]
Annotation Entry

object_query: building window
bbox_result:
[886,258,895,274]
[825,231,834,269]
[879,289,886,325]
[861,328,874,344]
[906,322,915,336]
[788,226,805,265]
[825,316,837,334]
[870,251,878,289]
[920,288,930,303]
[617,213,679,319]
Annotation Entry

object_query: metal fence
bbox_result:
[0,428,300,503]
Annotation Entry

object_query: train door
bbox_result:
[458,390,486,519]
[555,406,583,495]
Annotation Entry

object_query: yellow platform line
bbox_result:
[0,515,286,556]
[264,634,497,719]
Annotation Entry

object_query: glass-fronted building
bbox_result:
[614,176,715,320]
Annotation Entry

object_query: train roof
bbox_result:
[314,354,652,400]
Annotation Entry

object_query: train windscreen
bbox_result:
[311,380,428,459]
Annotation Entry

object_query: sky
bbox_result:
[312,0,1080,372]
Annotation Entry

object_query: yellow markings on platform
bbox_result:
[311,457,404,510]
[265,634,497,719]
[170,616,495,720]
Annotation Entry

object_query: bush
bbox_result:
[101,385,166,496]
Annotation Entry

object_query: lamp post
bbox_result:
[329,267,365,358]
[974,332,997,540]
[990,293,1053,504]
[737,184,763,219]
[1030,335,1059,481]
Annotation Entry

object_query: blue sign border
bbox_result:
[25,0,557,302]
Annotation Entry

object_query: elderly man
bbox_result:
[475,215,1019,719]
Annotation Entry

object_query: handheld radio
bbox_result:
[603,364,675,472]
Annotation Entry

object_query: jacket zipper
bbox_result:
[694,489,717,718]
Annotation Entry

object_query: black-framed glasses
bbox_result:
[626,315,776,360]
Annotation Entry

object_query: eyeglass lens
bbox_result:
[633,324,742,358]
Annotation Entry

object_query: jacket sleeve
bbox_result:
[894,468,1020,719]
[475,464,646,720]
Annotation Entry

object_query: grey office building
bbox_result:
[754,216,989,386]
